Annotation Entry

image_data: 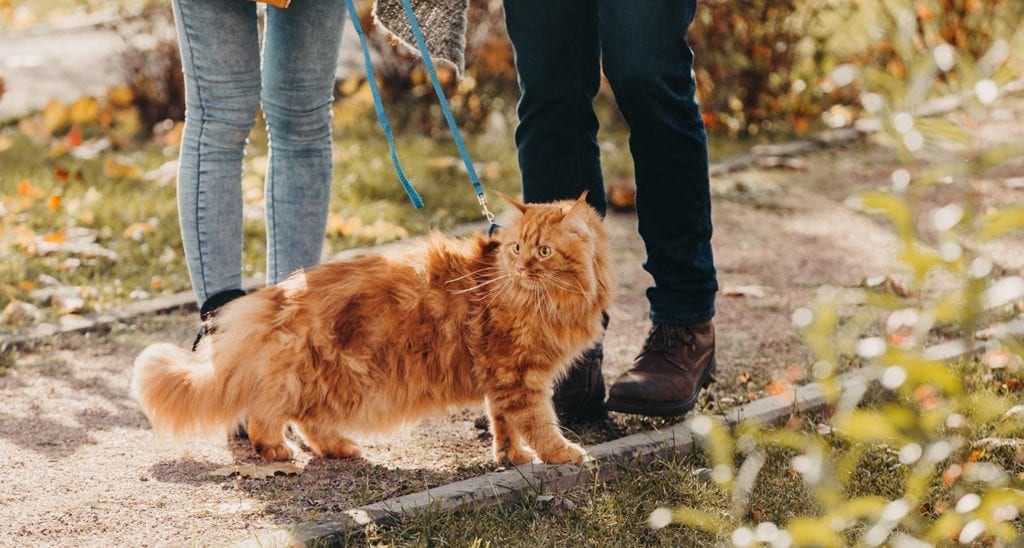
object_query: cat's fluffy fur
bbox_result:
[132,194,612,465]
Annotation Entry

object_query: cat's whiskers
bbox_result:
[450,273,511,295]
[536,273,595,296]
[445,266,503,284]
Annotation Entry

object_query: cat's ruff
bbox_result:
[132,195,613,465]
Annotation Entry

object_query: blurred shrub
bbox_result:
[651,3,1024,545]
[104,3,185,138]
[688,0,860,136]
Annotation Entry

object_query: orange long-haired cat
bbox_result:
[132,193,612,465]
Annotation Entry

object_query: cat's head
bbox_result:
[493,192,610,299]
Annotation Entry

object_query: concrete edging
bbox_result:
[236,369,876,547]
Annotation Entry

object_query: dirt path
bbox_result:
[2,100,1022,545]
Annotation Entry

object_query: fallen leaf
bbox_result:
[721,285,767,298]
[783,363,807,383]
[765,381,786,395]
[209,463,303,479]
[47,194,61,211]
[738,372,751,385]
[42,99,68,134]
[122,222,157,240]
[66,124,83,148]
[862,275,911,298]
[103,157,142,179]
[608,178,636,210]
[42,229,66,244]
[68,97,100,125]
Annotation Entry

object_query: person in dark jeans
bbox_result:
[503,0,718,420]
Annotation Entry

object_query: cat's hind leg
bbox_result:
[294,419,362,458]
[247,417,294,460]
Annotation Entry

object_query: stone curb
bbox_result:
[236,369,876,547]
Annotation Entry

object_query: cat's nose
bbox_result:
[515,264,527,274]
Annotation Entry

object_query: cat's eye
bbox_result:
[538,245,553,258]
[511,243,520,254]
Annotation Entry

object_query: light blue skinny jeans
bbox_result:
[172,0,345,305]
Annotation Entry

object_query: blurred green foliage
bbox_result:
[654,1,1024,545]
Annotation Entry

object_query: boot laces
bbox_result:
[641,323,697,354]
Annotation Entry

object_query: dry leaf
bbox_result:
[103,157,142,179]
[210,463,303,479]
[122,222,157,240]
[738,372,751,385]
[721,285,767,298]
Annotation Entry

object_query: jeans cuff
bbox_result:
[649,306,715,327]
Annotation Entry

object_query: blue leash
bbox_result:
[343,0,422,209]
[343,0,500,234]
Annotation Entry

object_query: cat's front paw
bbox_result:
[539,442,587,465]
[495,445,535,466]
[254,442,294,461]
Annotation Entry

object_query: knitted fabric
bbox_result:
[372,0,469,78]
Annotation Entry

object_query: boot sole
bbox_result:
[605,358,717,418]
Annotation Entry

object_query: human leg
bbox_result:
[261,0,346,283]
[599,0,718,416]
[172,0,261,305]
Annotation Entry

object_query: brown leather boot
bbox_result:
[553,313,610,424]
[605,321,716,417]
[553,343,608,424]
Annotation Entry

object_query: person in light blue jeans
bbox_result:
[170,0,345,347]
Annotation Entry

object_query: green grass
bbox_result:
[327,355,1024,546]
[0,82,766,329]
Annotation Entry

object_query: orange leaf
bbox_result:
[122,222,157,239]
[766,380,790,396]
[54,167,70,182]
[18,281,34,291]
[42,229,66,244]
[66,124,83,148]
[968,449,986,462]
[942,465,961,487]
[48,194,61,211]
[738,372,751,385]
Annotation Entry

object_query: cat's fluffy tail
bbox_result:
[131,343,245,435]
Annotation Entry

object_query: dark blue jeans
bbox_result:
[504,0,717,326]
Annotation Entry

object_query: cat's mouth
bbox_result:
[515,275,541,290]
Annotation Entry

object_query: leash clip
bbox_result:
[477,194,496,225]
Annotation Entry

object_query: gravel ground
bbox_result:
[2,98,1022,545]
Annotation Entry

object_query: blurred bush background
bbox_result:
[0,0,1021,324]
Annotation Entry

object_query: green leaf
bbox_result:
[787,517,844,547]
[977,205,1024,240]
[978,143,1024,172]
[853,191,913,240]
[668,507,726,533]
[914,117,971,146]
[835,410,905,443]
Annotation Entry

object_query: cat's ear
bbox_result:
[560,191,594,238]
[560,190,590,219]
[496,191,528,215]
